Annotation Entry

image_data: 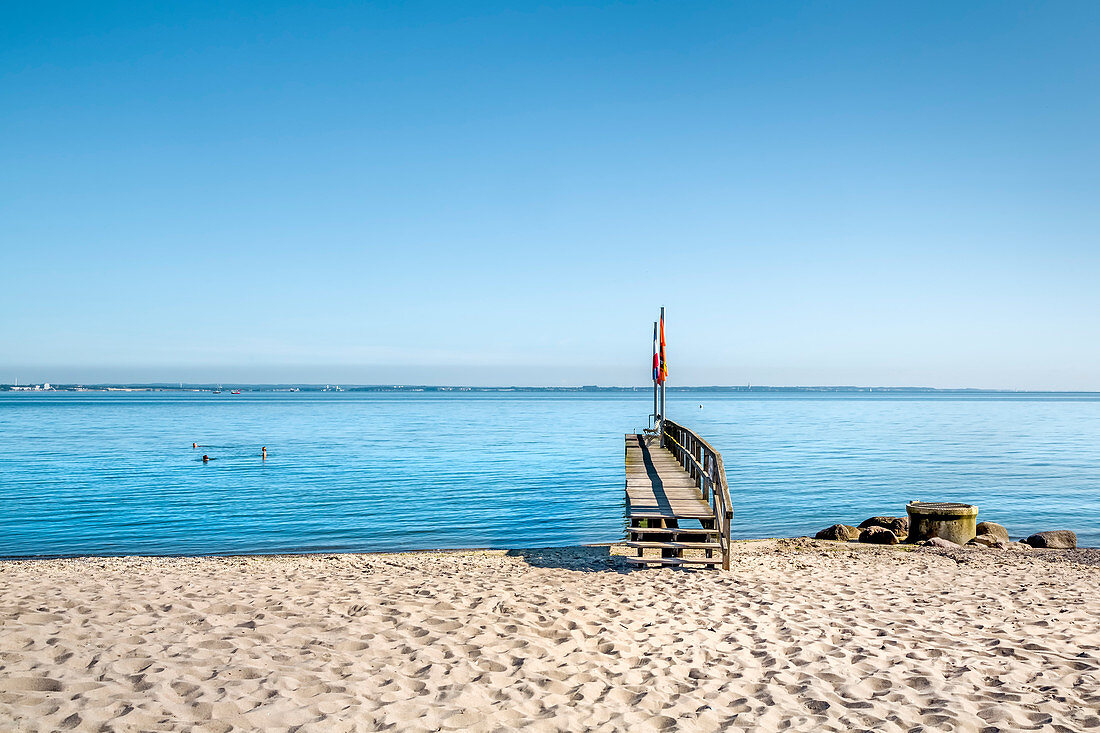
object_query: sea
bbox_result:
[2,390,1098,557]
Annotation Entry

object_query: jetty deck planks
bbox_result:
[624,433,722,567]
[624,433,713,518]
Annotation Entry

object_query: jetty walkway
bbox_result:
[625,419,733,569]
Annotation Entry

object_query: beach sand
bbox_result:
[1,541,1098,731]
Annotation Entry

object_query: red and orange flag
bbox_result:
[658,311,668,384]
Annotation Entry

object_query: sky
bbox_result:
[2,1,1098,388]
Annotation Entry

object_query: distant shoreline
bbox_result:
[4,384,1100,395]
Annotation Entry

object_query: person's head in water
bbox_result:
[261,446,267,459]
[193,442,197,449]
[202,454,209,462]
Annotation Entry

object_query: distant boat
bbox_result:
[231,389,241,395]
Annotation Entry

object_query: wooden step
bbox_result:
[627,526,718,536]
[626,556,723,568]
[626,541,722,551]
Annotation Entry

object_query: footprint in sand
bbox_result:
[1,677,63,692]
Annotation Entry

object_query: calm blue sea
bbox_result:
[2,391,1098,557]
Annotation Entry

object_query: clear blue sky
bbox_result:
[3,1,1098,388]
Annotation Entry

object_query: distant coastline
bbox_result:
[3,383,1098,395]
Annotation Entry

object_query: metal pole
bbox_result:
[659,306,666,448]
[652,321,658,430]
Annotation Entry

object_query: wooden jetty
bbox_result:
[625,418,733,569]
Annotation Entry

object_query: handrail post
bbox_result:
[723,507,733,570]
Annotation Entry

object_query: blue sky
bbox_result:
[2,1,1098,388]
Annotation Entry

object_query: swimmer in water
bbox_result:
[202,454,210,463]
[193,442,198,449]
[261,446,267,460]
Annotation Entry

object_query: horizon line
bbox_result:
[5,383,1100,394]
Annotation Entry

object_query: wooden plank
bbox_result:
[625,492,706,499]
[626,483,700,490]
[626,556,722,567]
[629,494,698,505]
[626,484,698,490]
[626,513,713,521]
[624,474,691,481]
[626,541,722,550]
[627,526,716,534]
[625,485,706,495]
[625,485,705,492]
[626,509,714,519]
[625,488,708,497]
[625,496,709,504]
[626,491,705,497]
[625,491,705,497]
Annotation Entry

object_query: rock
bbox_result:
[1024,531,1077,549]
[814,524,860,542]
[967,534,1006,549]
[859,526,899,545]
[919,537,964,550]
[858,516,909,537]
[976,522,1009,542]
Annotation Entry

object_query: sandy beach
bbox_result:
[1,541,1098,731]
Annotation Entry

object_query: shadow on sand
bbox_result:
[505,545,632,574]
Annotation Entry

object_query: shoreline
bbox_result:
[3,541,1098,730]
[2,536,1096,564]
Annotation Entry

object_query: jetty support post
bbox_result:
[659,306,666,448]
[652,320,658,430]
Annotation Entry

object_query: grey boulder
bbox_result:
[1024,531,1077,549]
[976,522,1010,543]
[858,516,909,537]
[919,537,964,550]
[859,526,899,545]
[814,524,860,542]
[967,533,1006,549]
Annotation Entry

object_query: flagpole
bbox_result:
[659,306,666,448]
[652,320,658,430]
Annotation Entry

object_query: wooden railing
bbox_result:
[661,418,734,570]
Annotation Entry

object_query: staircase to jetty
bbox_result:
[625,419,734,570]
